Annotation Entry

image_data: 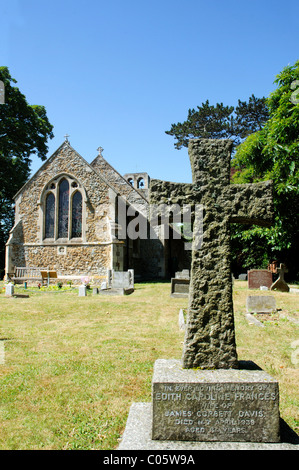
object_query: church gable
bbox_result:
[14,141,114,245]
[5,141,119,279]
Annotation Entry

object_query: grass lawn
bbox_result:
[0,280,298,449]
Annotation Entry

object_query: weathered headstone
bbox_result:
[171,278,190,298]
[270,263,290,292]
[246,295,276,313]
[150,139,273,369]
[112,270,134,289]
[149,139,279,443]
[248,269,273,289]
[175,269,190,279]
[119,139,284,447]
[171,270,190,297]
[100,269,134,295]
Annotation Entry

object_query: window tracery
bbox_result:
[42,175,85,241]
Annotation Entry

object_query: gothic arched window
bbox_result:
[45,192,55,238]
[71,191,82,238]
[42,175,85,242]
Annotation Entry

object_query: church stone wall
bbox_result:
[6,142,116,279]
[11,244,111,278]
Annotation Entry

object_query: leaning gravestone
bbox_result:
[118,139,288,448]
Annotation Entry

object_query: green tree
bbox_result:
[165,100,235,149]
[231,61,299,280]
[0,67,54,276]
[165,95,268,150]
[234,94,269,139]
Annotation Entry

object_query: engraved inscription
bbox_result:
[152,381,280,442]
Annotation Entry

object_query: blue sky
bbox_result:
[2,0,299,183]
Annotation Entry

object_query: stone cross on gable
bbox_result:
[97,146,104,156]
[150,139,273,370]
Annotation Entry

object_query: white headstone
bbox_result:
[6,283,14,296]
[79,285,87,296]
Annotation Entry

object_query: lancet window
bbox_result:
[43,175,84,241]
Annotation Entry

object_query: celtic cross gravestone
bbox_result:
[150,139,273,369]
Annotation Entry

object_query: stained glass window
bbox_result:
[45,193,55,238]
[58,178,69,238]
[71,191,82,238]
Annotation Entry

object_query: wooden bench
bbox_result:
[11,267,48,285]
[40,270,58,286]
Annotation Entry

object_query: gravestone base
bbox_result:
[99,287,134,296]
[118,402,298,450]
[118,359,296,449]
[152,359,280,443]
[118,359,299,449]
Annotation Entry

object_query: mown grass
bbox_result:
[0,280,298,449]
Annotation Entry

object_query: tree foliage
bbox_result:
[0,67,54,275]
[165,95,269,150]
[231,61,299,279]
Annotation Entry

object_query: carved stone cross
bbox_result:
[150,139,273,369]
[271,263,289,292]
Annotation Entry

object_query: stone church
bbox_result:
[5,138,189,283]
